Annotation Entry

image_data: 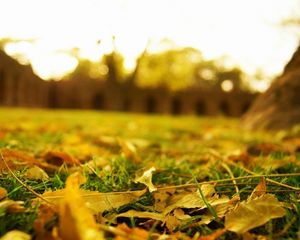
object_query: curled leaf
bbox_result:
[134,167,157,192]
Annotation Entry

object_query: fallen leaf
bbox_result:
[117,138,141,163]
[33,204,57,240]
[198,228,227,240]
[164,214,181,232]
[0,188,7,200]
[114,209,164,221]
[248,177,266,200]
[0,149,38,171]
[247,143,289,156]
[114,223,149,240]
[162,184,229,215]
[225,194,286,234]
[0,199,25,213]
[43,151,80,166]
[41,187,146,214]
[134,167,157,192]
[58,172,104,240]
[173,208,191,220]
[25,166,49,181]
[153,189,175,212]
[0,230,31,240]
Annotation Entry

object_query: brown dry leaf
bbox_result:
[114,223,149,240]
[0,230,31,240]
[164,214,181,232]
[33,204,57,240]
[153,189,175,212]
[225,194,286,234]
[41,187,146,214]
[0,148,38,171]
[58,172,104,240]
[25,166,49,181]
[195,195,239,226]
[134,167,157,192]
[117,138,141,163]
[247,143,289,156]
[228,153,252,166]
[198,228,227,240]
[162,184,230,215]
[43,151,80,166]
[248,177,266,200]
[0,188,7,200]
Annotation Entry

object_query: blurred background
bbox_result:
[0,0,300,117]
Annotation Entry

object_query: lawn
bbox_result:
[0,108,299,239]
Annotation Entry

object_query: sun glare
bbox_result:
[0,0,299,86]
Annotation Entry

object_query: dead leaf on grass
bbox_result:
[0,188,7,200]
[117,138,141,163]
[58,172,104,240]
[114,223,149,240]
[162,184,229,215]
[0,199,25,213]
[0,230,31,240]
[225,194,286,234]
[33,204,57,240]
[41,186,146,214]
[25,166,49,181]
[248,177,266,200]
[43,151,80,166]
[134,167,157,192]
[114,209,164,221]
[198,228,227,240]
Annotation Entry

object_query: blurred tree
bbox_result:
[135,47,202,90]
[241,10,300,130]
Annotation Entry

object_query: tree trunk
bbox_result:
[241,45,300,130]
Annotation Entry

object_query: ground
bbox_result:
[0,108,299,240]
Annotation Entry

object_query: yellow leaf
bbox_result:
[25,166,49,181]
[134,167,157,192]
[0,230,31,240]
[162,184,229,215]
[117,138,141,163]
[58,172,104,240]
[114,209,164,221]
[225,194,286,234]
[41,187,146,214]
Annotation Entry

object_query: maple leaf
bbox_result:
[225,194,286,234]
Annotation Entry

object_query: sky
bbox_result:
[0,0,300,91]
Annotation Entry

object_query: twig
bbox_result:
[0,150,54,205]
[226,161,300,191]
[221,162,239,195]
[157,173,300,191]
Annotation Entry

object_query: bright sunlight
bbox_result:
[0,0,299,90]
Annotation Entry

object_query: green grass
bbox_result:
[0,107,299,239]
